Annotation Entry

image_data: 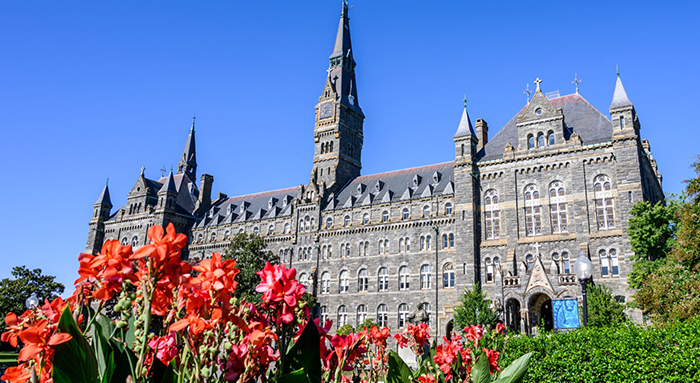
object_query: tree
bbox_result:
[627,200,677,289]
[586,283,628,327]
[222,233,279,304]
[0,266,64,333]
[453,283,497,332]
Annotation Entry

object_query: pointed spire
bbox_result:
[454,96,476,139]
[610,69,633,109]
[330,1,352,62]
[177,117,197,180]
[160,171,178,194]
[95,180,112,207]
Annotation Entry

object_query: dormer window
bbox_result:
[283,197,288,207]
[432,171,441,184]
[356,183,365,195]
[374,180,382,192]
[413,175,421,187]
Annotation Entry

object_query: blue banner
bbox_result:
[552,298,580,329]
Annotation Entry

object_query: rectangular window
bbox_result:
[550,203,568,233]
[600,257,610,277]
[443,272,455,288]
[525,207,541,236]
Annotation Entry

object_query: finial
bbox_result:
[170,165,173,173]
[106,177,109,186]
[160,165,166,178]
[524,83,532,103]
[572,73,582,94]
[140,166,145,175]
[534,78,542,91]
[463,95,467,109]
[191,114,196,132]
[616,65,620,77]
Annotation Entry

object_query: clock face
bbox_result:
[319,101,334,119]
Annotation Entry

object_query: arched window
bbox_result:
[340,244,346,258]
[562,252,571,274]
[363,213,370,225]
[422,302,433,327]
[198,233,203,243]
[526,254,534,270]
[327,245,332,259]
[398,303,409,328]
[405,238,411,252]
[548,131,555,145]
[344,215,351,227]
[299,219,304,231]
[382,210,389,222]
[284,223,290,234]
[299,273,308,289]
[402,208,410,220]
[537,133,545,147]
[326,217,333,229]
[304,216,310,231]
[378,267,388,291]
[599,249,620,277]
[493,256,500,272]
[610,249,619,276]
[224,230,230,240]
[423,205,430,218]
[211,232,217,242]
[524,185,542,236]
[528,134,535,149]
[358,269,368,292]
[420,265,432,289]
[253,227,259,236]
[357,305,367,325]
[364,241,369,256]
[268,224,275,235]
[399,266,410,290]
[320,306,329,325]
[549,181,568,234]
[484,189,501,240]
[358,241,364,256]
[594,175,615,229]
[420,236,426,251]
[442,234,448,249]
[337,306,347,327]
[449,233,454,248]
[321,272,330,294]
[131,236,138,247]
[377,304,388,328]
[485,258,494,283]
[443,263,455,288]
[345,243,351,257]
[339,270,349,293]
[599,250,610,277]
[310,218,315,230]
[426,235,432,251]
[445,202,453,215]
[399,238,405,253]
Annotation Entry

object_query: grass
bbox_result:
[0,351,18,366]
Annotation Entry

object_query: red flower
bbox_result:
[75,239,137,301]
[495,323,506,334]
[417,375,436,383]
[255,262,305,325]
[1,312,21,347]
[17,320,72,362]
[482,348,501,374]
[1,364,32,383]
[464,324,483,347]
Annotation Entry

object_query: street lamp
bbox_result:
[573,251,594,327]
[432,224,439,340]
[25,293,39,310]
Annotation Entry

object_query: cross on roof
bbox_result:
[573,73,582,94]
[160,165,167,177]
[463,95,467,109]
[140,166,145,175]
[524,83,532,103]
[531,242,542,256]
[534,78,542,91]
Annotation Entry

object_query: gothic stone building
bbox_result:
[86,2,664,336]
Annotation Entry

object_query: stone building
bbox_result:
[86,2,664,336]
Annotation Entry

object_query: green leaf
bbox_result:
[282,320,322,383]
[96,314,115,339]
[91,321,111,377]
[386,350,414,383]
[276,368,309,383]
[158,360,177,383]
[53,306,100,383]
[124,314,136,347]
[493,352,531,383]
[107,339,137,383]
[471,351,491,383]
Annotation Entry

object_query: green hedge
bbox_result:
[499,318,700,382]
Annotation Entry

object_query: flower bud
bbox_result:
[201,367,210,376]
[224,342,232,350]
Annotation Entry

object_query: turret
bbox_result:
[454,98,477,163]
[86,181,112,254]
[156,171,178,213]
[609,69,640,138]
[177,117,197,181]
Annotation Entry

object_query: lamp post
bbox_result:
[573,251,594,327]
[433,224,439,340]
[25,293,39,310]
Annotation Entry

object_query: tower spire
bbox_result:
[95,181,112,207]
[610,68,633,109]
[177,118,197,180]
[454,96,476,138]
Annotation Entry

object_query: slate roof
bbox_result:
[198,187,298,228]
[610,75,633,109]
[329,162,454,210]
[453,107,476,139]
[95,183,112,207]
[479,93,613,161]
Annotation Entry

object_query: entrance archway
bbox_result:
[528,293,553,334]
[505,298,521,333]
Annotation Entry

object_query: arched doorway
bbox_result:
[505,298,521,333]
[528,293,553,334]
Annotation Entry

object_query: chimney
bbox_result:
[195,174,214,216]
[475,119,489,152]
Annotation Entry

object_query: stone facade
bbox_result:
[86,2,664,336]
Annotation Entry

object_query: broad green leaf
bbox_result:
[158,359,177,383]
[276,368,309,383]
[387,350,414,383]
[107,338,137,383]
[282,321,322,383]
[124,314,136,347]
[471,351,491,383]
[53,306,100,383]
[91,321,111,376]
[96,314,115,340]
[493,352,531,383]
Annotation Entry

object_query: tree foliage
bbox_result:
[453,283,497,331]
[0,266,64,333]
[627,200,677,289]
[221,233,279,304]
[586,283,628,328]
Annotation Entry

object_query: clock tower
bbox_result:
[312,0,364,198]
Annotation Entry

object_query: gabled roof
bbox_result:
[479,93,613,161]
[198,187,299,227]
[159,172,178,194]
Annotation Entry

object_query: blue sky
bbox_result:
[1,1,699,293]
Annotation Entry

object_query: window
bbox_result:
[340,244,345,258]
[320,306,329,325]
[344,215,351,227]
[304,216,310,231]
[268,224,275,235]
[449,234,454,248]
[382,210,389,222]
[339,270,349,293]
[131,236,138,247]
[321,272,330,294]
[405,238,411,252]
[443,234,448,249]
[357,305,367,325]
[345,243,351,257]
[423,205,430,218]
[224,231,230,240]
[610,249,619,276]
[377,304,388,327]
[253,227,259,236]
[599,249,620,277]
[562,252,571,274]
[599,250,610,277]
[337,306,347,327]
[378,267,388,291]
[526,254,534,270]
[549,181,568,234]
[299,273,308,290]
[399,238,404,253]
[420,236,426,251]
[484,189,500,239]
[443,263,455,288]
[402,208,410,220]
[485,258,493,283]
[594,175,615,229]
[398,303,409,328]
[211,232,217,241]
[426,235,431,251]
[493,256,500,272]
[363,213,369,225]
[358,269,368,292]
[420,265,432,289]
[422,302,432,327]
[445,203,453,215]
[326,217,333,229]
[620,115,625,130]
[537,133,545,147]
[548,131,555,145]
[378,239,385,255]
[528,134,535,149]
[524,185,542,236]
[399,266,410,290]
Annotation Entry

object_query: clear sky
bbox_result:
[1,1,699,293]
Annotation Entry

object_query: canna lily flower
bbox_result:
[482,348,501,374]
[18,320,72,362]
[1,312,21,347]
